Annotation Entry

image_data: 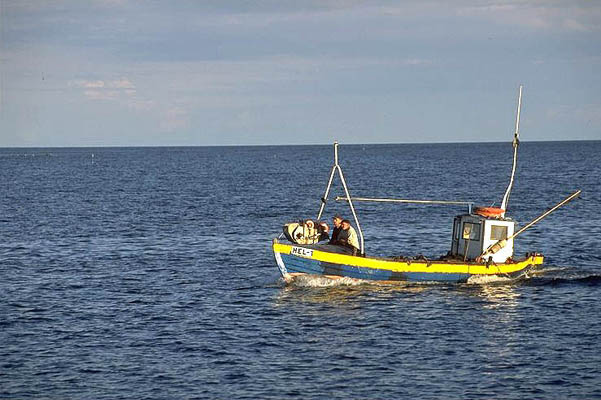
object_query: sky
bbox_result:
[1,0,600,147]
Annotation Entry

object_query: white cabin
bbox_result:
[450,214,515,263]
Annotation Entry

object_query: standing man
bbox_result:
[328,215,343,245]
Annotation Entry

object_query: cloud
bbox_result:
[69,75,187,130]
[67,76,161,114]
[69,78,138,104]
[82,80,105,88]
[69,78,135,90]
[109,78,135,89]
[456,1,601,32]
[194,1,601,34]
[160,107,189,132]
[83,89,115,100]
[403,58,433,66]
[546,104,601,127]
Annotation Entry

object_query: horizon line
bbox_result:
[1,138,600,149]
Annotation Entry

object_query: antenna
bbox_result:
[500,85,523,215]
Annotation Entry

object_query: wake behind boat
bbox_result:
[272,86,580,284]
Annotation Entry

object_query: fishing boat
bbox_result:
[272,86,580,283]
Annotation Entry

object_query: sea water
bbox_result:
[1,142,600,399]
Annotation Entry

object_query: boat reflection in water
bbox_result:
[274,276,431,308]
[274,273,522,308]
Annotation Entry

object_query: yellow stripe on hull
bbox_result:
[273,241,543,276]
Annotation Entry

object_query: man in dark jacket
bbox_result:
[328,215,343,245]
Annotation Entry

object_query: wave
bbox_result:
[0,152,57,158]
[286,275,459,288]
[527,274,601,287]
[466,274,514,285]
[289,275,368,288]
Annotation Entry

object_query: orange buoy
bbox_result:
[474,207,505,218]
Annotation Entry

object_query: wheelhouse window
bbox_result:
[462,222,480,240]
[490,225,508,240]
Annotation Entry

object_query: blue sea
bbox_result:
[1,141,600,399]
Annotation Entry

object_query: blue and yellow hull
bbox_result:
[272,239,543,284]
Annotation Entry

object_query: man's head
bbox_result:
[341,219,351,230]
[318,222,329,233]
[332,215,343,228]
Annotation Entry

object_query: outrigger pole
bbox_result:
[317,142,365,255]
[500,85,523,217]
[336,197,474,214]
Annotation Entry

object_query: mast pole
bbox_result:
[336,164,364,255]
[501,85,523,215]
[316,142,365,255]
[316,142,338,221]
